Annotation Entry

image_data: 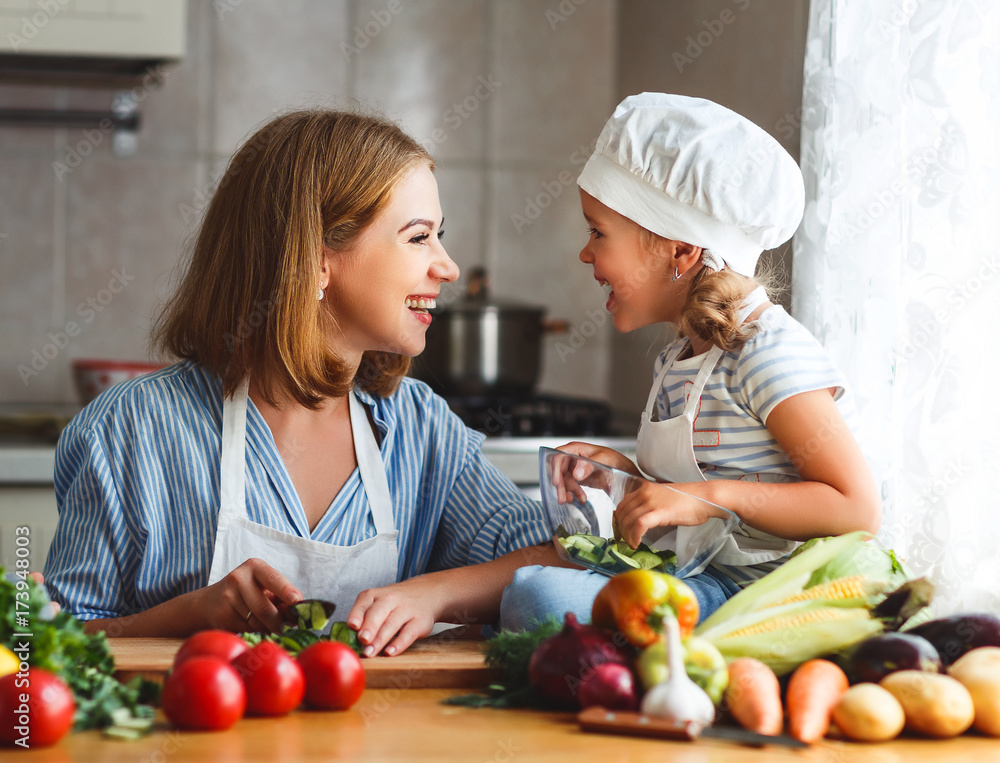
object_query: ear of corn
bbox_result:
[697,531,874,631]
[693,532,910,675]
[710,606,884,676]
[766,574,888,609]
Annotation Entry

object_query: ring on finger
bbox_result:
[244,609,253,622]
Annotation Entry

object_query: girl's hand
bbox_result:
[346,578,445,657]
[613,481,728,549]
[551,442,641,505]
[197,558,302,634]
[556,442,641,476]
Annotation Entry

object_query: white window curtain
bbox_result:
[794,0,1000,613]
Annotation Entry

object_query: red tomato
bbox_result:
[231,641,305,717]
[173,629,249,669]
[0,668,75,748]
[162,656,246,731]
[297,642,365,710]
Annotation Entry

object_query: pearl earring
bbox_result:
[317,285,324,301]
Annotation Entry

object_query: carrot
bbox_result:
[724,657,784,736]
[786,658,850,743]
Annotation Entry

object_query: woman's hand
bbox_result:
[27,572,61,615]
[346,577,446,657]
[195,558,302,634]
[613,481,728,549]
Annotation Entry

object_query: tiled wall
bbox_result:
[0,0,618,406]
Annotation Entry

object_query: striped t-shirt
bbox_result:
[46,361,551,620]
[652,304,857,483]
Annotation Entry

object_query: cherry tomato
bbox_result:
[232,641,305,717]
[0,668,75,748]
[297,642,365,710]
[162,656,246,731]
[173,630,249,669]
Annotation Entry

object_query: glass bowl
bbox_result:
[538,446,740,578]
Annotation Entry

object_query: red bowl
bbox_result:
[71,359,164,405]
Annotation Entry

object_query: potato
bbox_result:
[832,683,905,742]
[948,646,1000,736]
[880,670,974,738]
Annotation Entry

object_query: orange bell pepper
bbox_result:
[591,569,699,647]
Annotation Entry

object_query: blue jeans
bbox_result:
[498,564,742,633]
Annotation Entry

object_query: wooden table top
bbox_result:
[15,688,1000,762]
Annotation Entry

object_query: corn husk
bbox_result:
[694,531,914,675]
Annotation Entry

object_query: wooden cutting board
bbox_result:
[109,635,500,689]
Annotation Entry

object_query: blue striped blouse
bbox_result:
[45,361,551,620]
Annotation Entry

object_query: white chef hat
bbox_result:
[577,93,805,278]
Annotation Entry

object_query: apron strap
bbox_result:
[642,341,689,417]
[219,377,250,520]
[681,345,725,417]
[348,391,395,536]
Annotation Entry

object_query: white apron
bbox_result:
[207,379,399,615]
[636,287,797,570]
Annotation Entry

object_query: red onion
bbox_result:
[528,613,632,709]
[578,662,640,711]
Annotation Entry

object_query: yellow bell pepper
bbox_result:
[591,569,699,648]
[0,645,19,678]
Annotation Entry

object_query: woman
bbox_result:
[45,110,559,657]
[501,93,881,629]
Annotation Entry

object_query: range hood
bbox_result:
[0,0,186,85]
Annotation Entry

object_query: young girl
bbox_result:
[500,93,880,628]
[44,109,560,656]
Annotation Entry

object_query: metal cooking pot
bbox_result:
[411,268,566,396]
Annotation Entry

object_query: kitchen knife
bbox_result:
[283,599,337,637]
[578,707,810,749]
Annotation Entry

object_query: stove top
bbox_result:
[443,393,612,438]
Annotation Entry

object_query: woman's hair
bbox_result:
[153,109,434,407]
[638,228,783,352]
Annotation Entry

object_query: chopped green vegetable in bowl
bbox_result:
[0,569,158,737]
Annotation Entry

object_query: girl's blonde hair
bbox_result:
[638,228,782,352]
[153,109,433,407]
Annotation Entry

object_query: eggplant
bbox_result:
[871,577,934,631]
[848,632,942,683]
[906,612,1000,666]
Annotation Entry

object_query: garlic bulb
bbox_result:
[640,615,716,729]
